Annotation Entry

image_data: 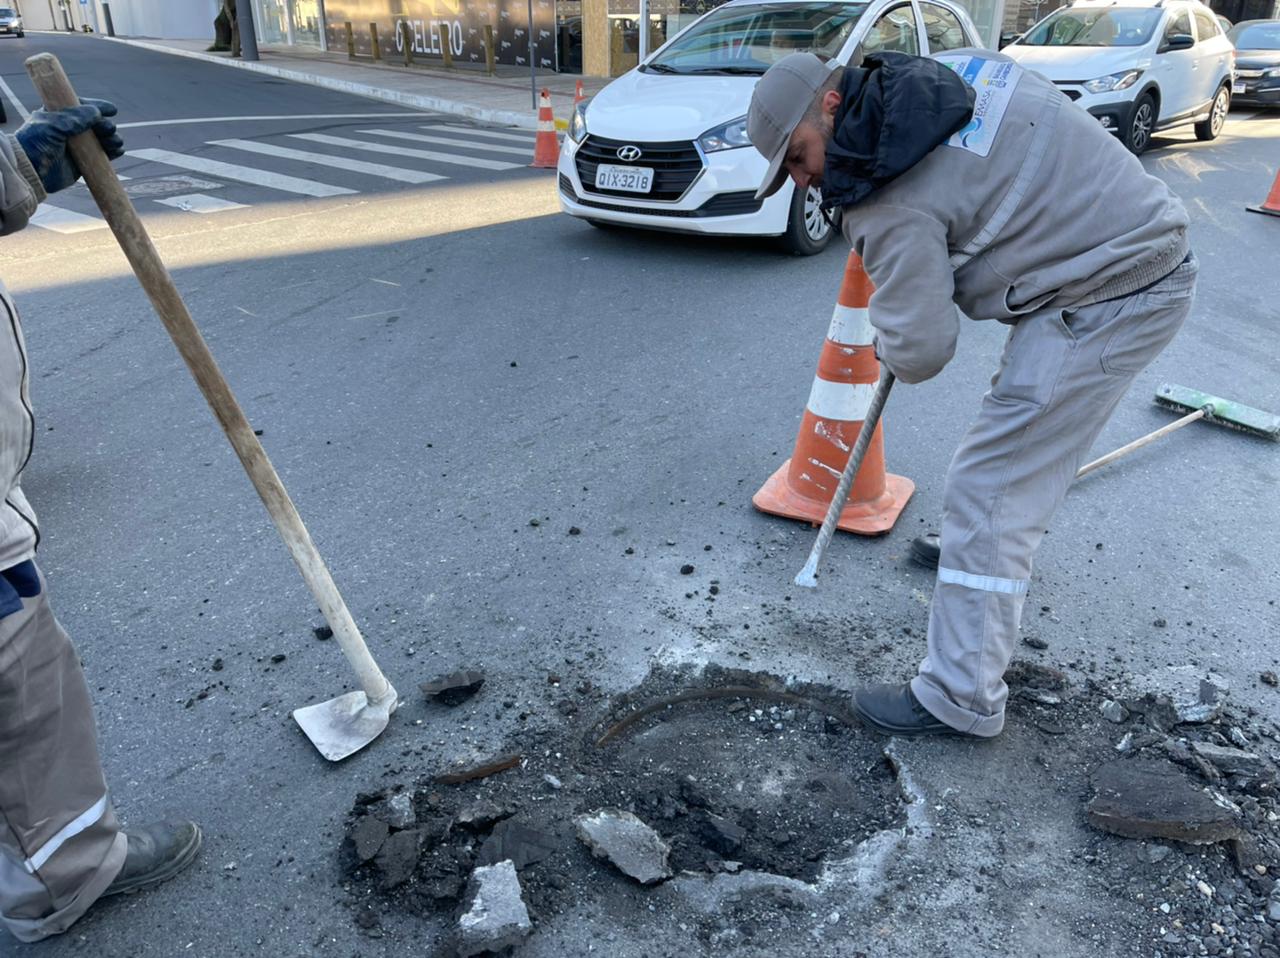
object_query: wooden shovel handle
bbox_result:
[24,53,394,709]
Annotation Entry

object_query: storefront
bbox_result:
[253,0,328,48]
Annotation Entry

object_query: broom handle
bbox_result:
[25,53,394,708]
[1076,407,1207,479]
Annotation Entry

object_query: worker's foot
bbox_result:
[910,533,941,569]
[102,820,202,897]
[852,683,970,737]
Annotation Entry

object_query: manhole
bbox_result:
[341,665,906,935]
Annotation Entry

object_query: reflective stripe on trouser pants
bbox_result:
[0,576,126,943]
[912,255,1198,737]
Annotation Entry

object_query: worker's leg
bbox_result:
[0,566,126,943]
[912,255,1198,736]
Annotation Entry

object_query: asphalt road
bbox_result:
[2,30,1279,958]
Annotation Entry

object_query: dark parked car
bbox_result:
[1229,19,1280,108]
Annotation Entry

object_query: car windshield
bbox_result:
[645,1,869,75]
[1230,22,1280,49]
[1018,7,1163,46]
[0,8,15,15]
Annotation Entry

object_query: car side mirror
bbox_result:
[1160,33,1195,52]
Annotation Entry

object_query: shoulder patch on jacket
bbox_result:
[935,55,1023,158]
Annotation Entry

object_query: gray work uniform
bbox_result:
[841,51,1194,736]
[0,133,127,943]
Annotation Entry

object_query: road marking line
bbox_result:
[208,138,446,185]
[154,193,249,214]
[423,124,536,144]
[289,133,519,172]
[119,112,442,129]
[370,278,401,286]
[360,128,533,157]
[30,206,107,234]
[0,76,30,122]
[130,148,357,197]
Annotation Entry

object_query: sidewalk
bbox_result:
[100,35,611,130]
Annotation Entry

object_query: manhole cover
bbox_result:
[123,175,224,197]
[341,665,905,935]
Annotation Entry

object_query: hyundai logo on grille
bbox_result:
[616,145,643,162]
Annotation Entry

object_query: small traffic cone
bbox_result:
[573,79,586,108]
[1247,167,1280,217]
[532,88,559,169]
[752,252,914,536]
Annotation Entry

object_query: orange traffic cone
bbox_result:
[532,88,559,169]
[1247,167,1280,217]
[753,252,914,536]
[574,79,586,108]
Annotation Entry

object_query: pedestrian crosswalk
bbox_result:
[28,120,547,235]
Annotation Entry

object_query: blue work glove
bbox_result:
[15,98,125,195]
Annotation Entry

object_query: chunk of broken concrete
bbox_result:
[1100,700,1129,724]
[1004,660,1069,691]
[421,670,486,706]
[1087,759,1244,845]
[696,812,746,856]
[576,809,672,885]
[477,820,557,870]
[1127,667,1228,725]
[350,815,389,862]
[453,801,515,832]
[455,860,532,958]
[1191,742,1271,778]
[373,790,416,829]
[374,828,422,889]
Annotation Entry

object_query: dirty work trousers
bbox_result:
[0,564,126,943]
[911,254,1198,737]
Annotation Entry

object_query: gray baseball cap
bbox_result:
[747,52,837,201]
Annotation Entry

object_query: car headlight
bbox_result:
[569,101,589,143]
[1264,67,1280,79]
[698,116,751,153]
[1083,70,1143,94]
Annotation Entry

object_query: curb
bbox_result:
[99,35,558,131]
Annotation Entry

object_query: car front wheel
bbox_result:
[1124,93,1157,155]
[1195,84,1230,141]
[781,185,837,256]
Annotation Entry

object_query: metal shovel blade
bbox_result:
[293,688,398,762]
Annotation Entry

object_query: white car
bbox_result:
[0,7,24,37]
[1004,0,1234,153]
[557,0,983,254]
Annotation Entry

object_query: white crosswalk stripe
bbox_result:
[30,206,107,234]
[288,133,521,172]
[423,124,537,144]
[131,148,357,197]
[154,193,249,214]
[360,129,534,158]
[208,138,447,185]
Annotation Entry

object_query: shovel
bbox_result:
[26,53,398,762]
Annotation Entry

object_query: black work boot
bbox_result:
[910,533,941,569]
[852,683,972,737]
[102,820,202,897]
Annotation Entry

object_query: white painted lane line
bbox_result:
[119,112,442,129]
[360,129,532,157]
[154,193,249,214]
[130,148,357,197]
[288,133,520,172]
[0,76,30,122]
[209,138,446,185]
[30,206,107,234]
[424,124,536,144]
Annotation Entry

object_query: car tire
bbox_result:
[1123,93,1157,155]
[780,185,837,256]
[1195,84,1230,141]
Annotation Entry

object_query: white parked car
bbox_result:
[0,6,24,37]
[557,0,983,254]
[1004,0,1235,153]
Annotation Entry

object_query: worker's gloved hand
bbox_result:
[14,98,124,194]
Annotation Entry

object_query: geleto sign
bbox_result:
[324,0,557,70]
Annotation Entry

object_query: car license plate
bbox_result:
[596,165,654,193]
[1233,79,1246,94]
